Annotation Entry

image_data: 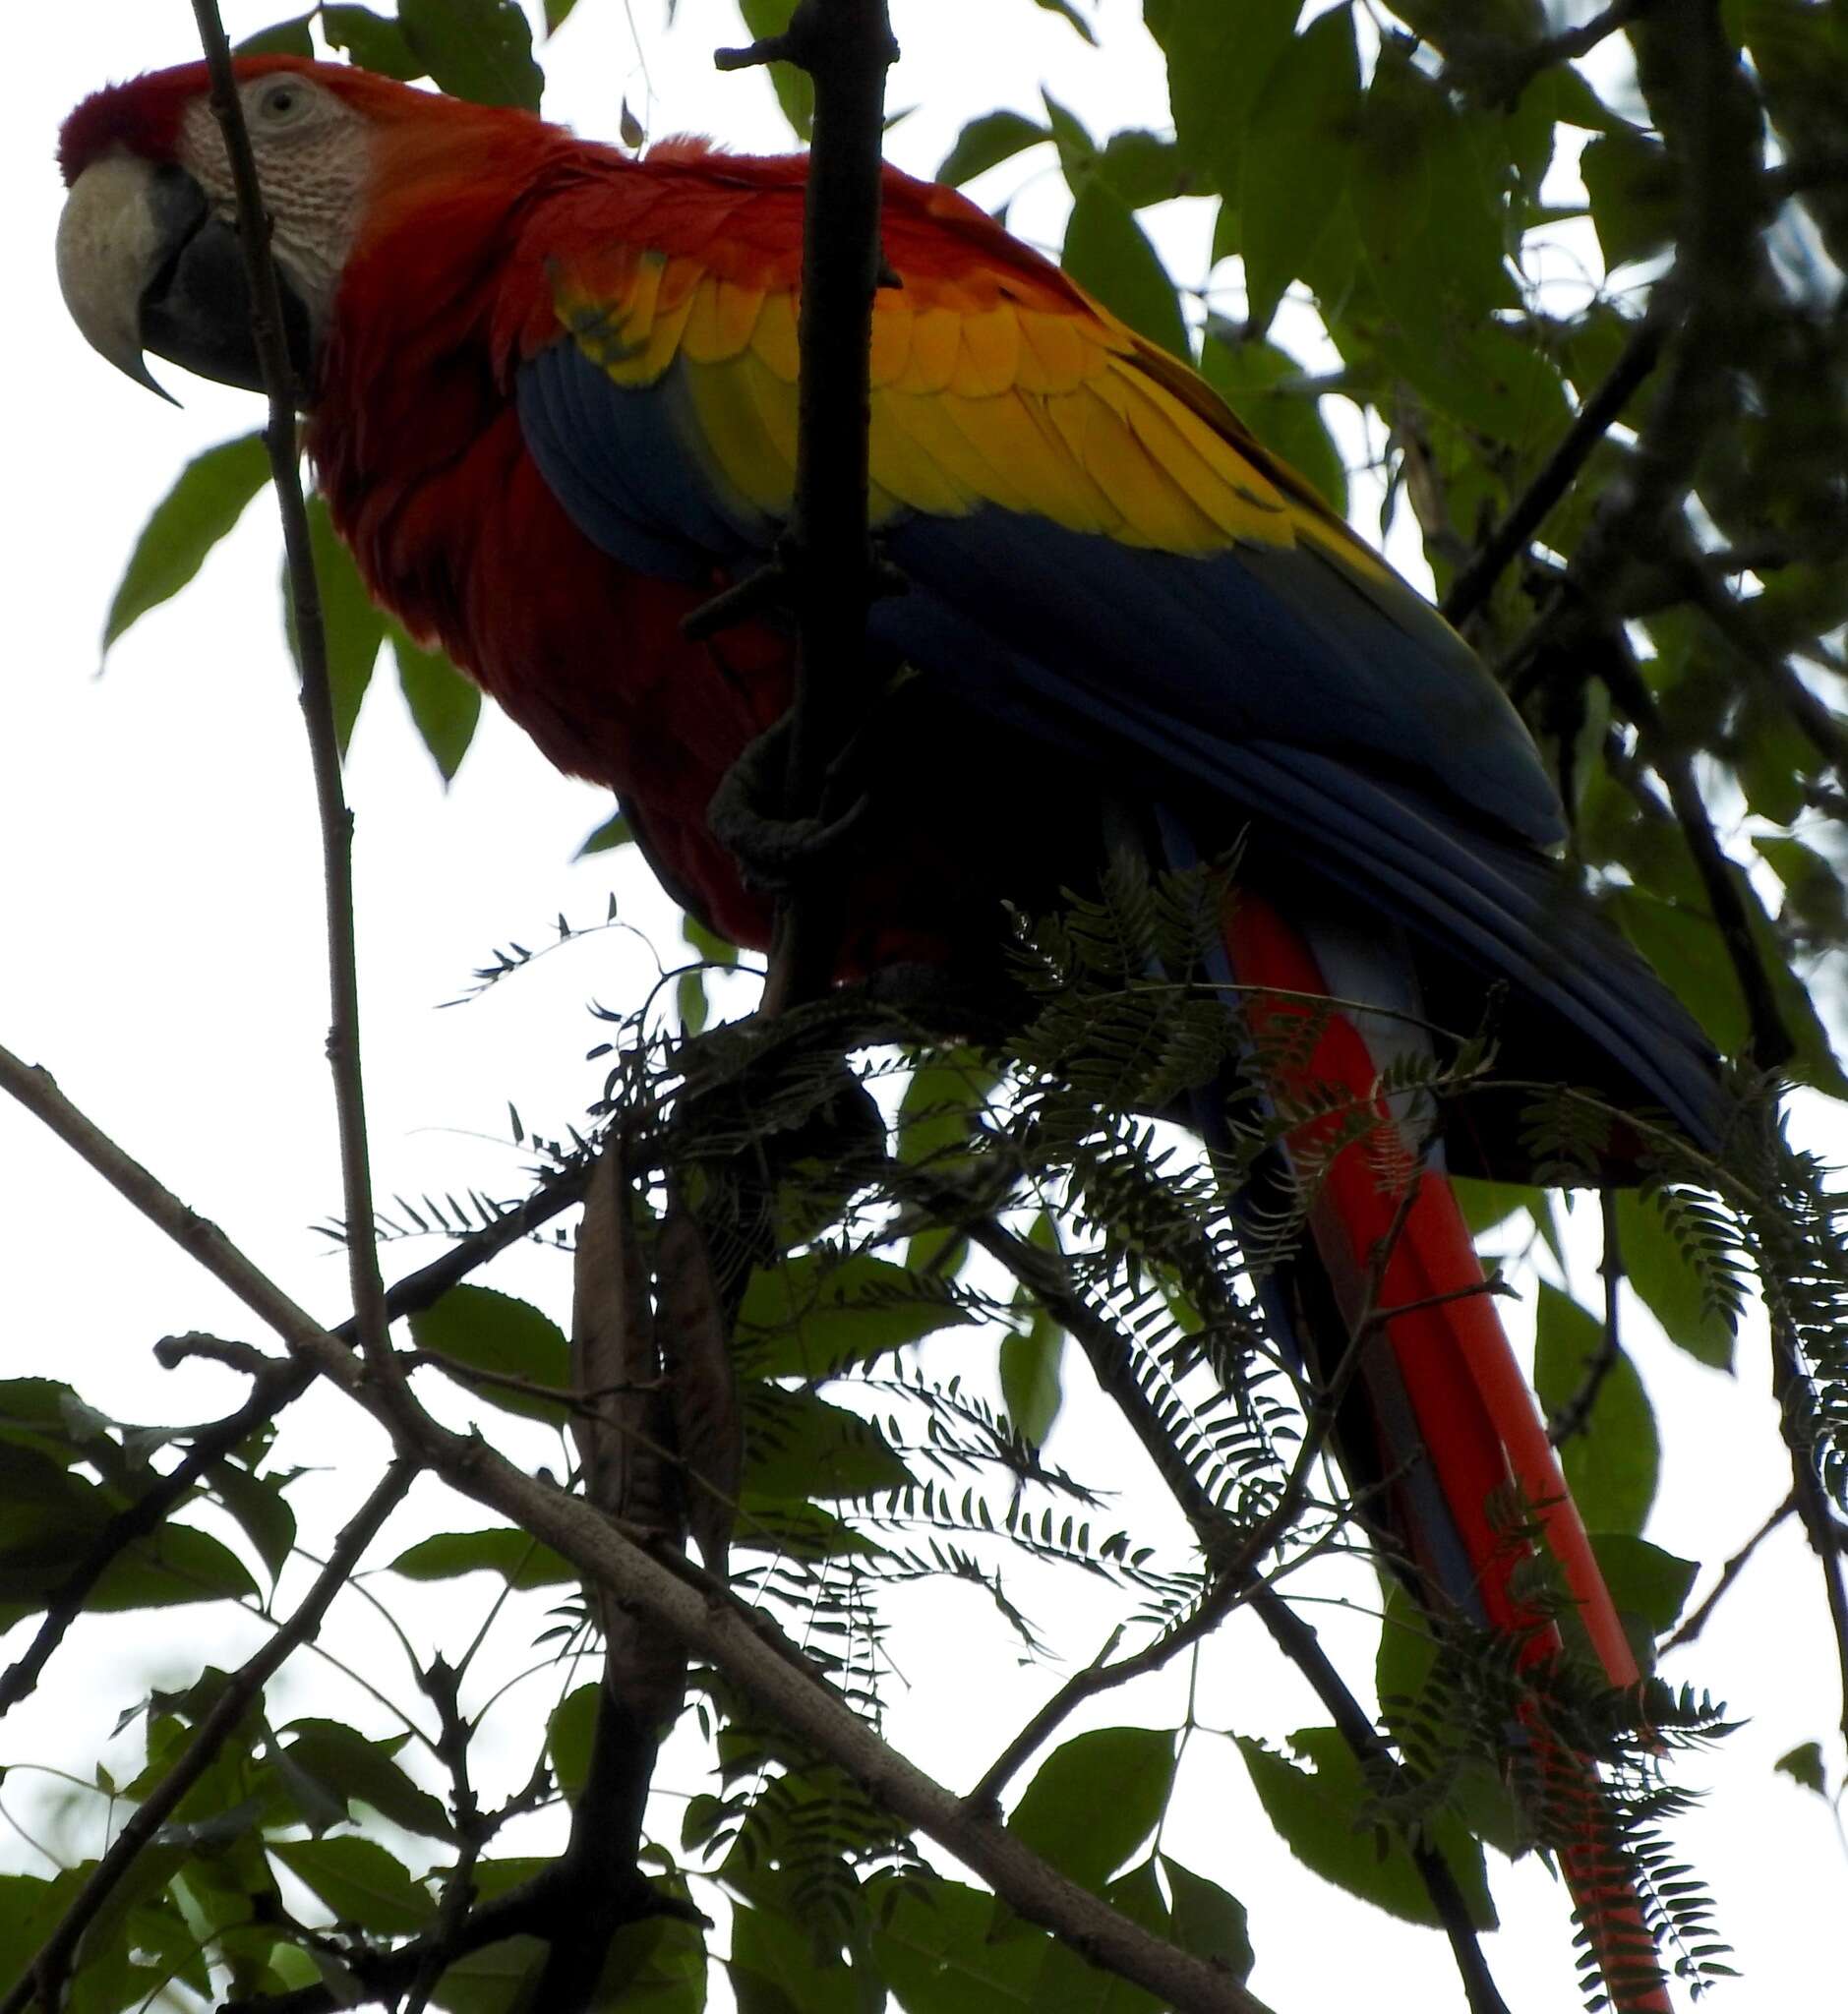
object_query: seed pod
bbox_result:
[656,1202,743,1580]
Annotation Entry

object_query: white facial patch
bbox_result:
[177,78,370,323]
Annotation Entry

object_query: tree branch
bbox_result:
[2,1463,414,2014]
[1662,1489,1798,1651]
[1549,1189,1625,1448]
[189,0,396,1392]
[0,1041,586,1718]
[1770,1317,1848,1743]
[0,1054,1269,2014]
[715,0,900,1013]
[933,1198,1510,2014]
[1442,317,1664,630]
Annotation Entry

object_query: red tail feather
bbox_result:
[1227,892,1668,2011]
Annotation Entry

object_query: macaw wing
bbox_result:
[511,188,1719,1143]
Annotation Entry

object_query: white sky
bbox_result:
[1,4,1842,2012]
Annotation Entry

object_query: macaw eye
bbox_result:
[254,79,310,125]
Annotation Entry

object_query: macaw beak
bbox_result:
[57,153,315,404]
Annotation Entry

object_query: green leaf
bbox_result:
[870,1874,1049,2014]
[1774,1741,1827,1798]
[1007,1728,1176,1893]
[1756,835,1848,943]
[548,1684,599,1804]
[678,969,710,1036]
[1614,1189,1737,1372]
[733,1892,864,2014]
[391,623,480,783]
[1531,1281,1659,1536]
[738,1253,971,1380]
[1035,0,1098,42]
[1096,131,1191,209]
[1236,1727,1496,1928]
[1581,129,1678,269]
[577,808,634,858]
[285,499,385,756]
[1030,1858,1166,2011]
[1589,1533,1698,1638]
[400,0,543,109]
[322,5,427,78]
[1240,8,1361,333]
[1352,52,1516,348]
[544,0,580,31]
[209,1458,298,1585]
[1000,1308,1065,1447]
[270,1836,438,1935]
[1198,331,1347,514]
[236,16,315,56]
[433,1935,549,2014]
[1144,0,1300,207]
[1159,1857,1254,1982]
[937,110,1049,187]
[1611,877,1848,1098]
[898,1048,997,1167]
[279,1719,455,1839]
[1450,1176,1544,1237]
[104,434,269,654]
[388,1526,574,1589]
[88,1521,259,1618]
[743,1388,912,1502]
[737,1,813,139]
[408,1285,571,1424]
[1062,180,1190,359]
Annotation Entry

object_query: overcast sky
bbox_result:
[2,5,1842,2011]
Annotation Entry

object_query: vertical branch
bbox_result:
[717,1,900,1011]
[189,3,394,1376]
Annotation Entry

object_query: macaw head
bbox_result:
[56,56,486,405]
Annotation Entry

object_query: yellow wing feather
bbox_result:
[553,253,1385,571]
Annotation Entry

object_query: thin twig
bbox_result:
[2,1463,413,2014]
[1770,1318,1848,1743]
[1550,1190,1626,1447]
[1662,1490,1798,1650]
[929,1192,1509,2014]
[1442,317,1665,629]
[188,1,396,1393]
[1443,0,1653,109]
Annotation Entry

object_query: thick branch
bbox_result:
[2,1464,413,2014]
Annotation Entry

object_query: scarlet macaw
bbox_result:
[57,55,1716,2005]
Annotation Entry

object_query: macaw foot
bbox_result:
[708,713,869,889]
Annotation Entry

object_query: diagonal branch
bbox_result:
[2,1462,414,2014]
[0,1049,1271,2014]
[0,1042,587,1719]
[934,1198,1511,2014]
